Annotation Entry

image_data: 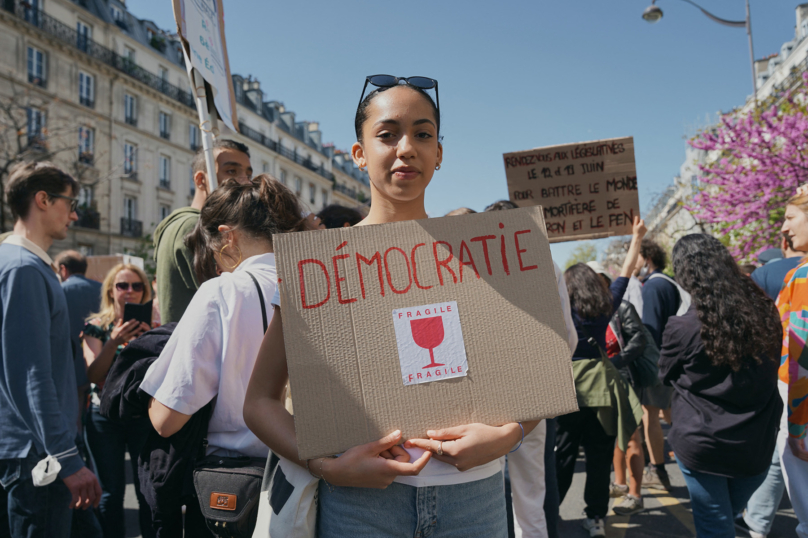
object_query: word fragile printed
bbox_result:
[295,224,539,309]
[396,304,453,319]
[405,366,464,384]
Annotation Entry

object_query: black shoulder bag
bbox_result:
[193,272,272,538]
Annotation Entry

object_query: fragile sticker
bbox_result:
[392,301,468,386]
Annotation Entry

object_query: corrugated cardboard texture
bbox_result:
[503,136,639,243]
[274,207,578,460]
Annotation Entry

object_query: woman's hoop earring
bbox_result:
[219,244,242,270]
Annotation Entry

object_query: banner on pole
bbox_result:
[172,0,239,133]
[503,137,640,243]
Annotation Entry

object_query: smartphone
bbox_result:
[123,300,153,326]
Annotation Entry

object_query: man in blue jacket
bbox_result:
[637,239,679,492]
[0,162,101,537]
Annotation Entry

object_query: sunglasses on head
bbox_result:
[115,282,144,292]
[46,192,79,212]
[358,75,440,116]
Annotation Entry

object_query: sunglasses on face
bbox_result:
[358,75,440,118]
[115,282,144,292]
[46,192,79,212]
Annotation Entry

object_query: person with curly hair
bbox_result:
[659,234,782,538]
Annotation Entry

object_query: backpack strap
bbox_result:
[246,271,268,334]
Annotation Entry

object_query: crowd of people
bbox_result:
[0,76,804,538]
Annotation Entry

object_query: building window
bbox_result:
[159,155,171,189]
[78,72,94,108]
[159,112,171,140]
[122,45,136,71]
[294,177,301,196]
[76,21,92,52]
[321,188,329,206]
[27,46,46,87]
[159,204,171,221]
[124,142,137,175]
[78,244,94,256]
[24,0,40,25]
[309,184,316,205]
[159,66,169,90]
[124,94,137,126]
[189,123,200,150]
[26,107,45,146]
[78,126,94,164]
[110,6,123,23]
[78,185,93,208]
[262,161,270,174]
[189,166,195,195]
[280,169,287,185]
[123,196,137,219]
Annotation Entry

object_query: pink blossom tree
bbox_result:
[687,72,808,262]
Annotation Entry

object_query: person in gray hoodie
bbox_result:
[153,140,252,323]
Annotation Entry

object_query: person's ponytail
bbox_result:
[185,174,307,284]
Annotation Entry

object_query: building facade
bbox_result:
[0,0,370,258]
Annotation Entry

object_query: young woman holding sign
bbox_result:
[244,77,576,537]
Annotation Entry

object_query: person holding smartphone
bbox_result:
[82,263,152,538]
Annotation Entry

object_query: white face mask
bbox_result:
[638,265,649,278]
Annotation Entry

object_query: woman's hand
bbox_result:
[404,423,522,472]
[788,436,808,462]
[620,216,647,278]
[317,430,431,489]
[109,319,148,346]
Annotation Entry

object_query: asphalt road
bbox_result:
[123,427,800,538]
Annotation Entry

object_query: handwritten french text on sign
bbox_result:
[503,137,639,243]
[393,302,468,386]
[173,0,238,132]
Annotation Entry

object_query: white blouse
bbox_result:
[141,253,276,458]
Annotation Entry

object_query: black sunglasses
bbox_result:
[358,75,440,117]
[115,282,145,292]
[46,192,79,212]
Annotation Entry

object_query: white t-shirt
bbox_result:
[270,260,577,488]
[141,253,276,458]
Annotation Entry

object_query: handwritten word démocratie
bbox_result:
[294,224,540,310]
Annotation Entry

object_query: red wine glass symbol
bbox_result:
[410,316,445,368]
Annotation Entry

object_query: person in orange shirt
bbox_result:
[776,190,808,538]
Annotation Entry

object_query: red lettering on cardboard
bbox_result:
[384,247,412,294]
[458,240,480,282]
[499,235,510,276]
[514,230,538,271]
[470,235,496,275]
[298,259,331,309]
[332,254,356,305]
[433,241,457,285]
[410,243,433,290]
[356,252,384,299]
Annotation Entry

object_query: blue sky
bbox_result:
[132,1,799,265]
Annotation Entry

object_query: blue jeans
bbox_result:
[678,460,767,538]
[85,408,153,538]
[0,450,73,538]
[318,471,507,538]
[743,447,785,535]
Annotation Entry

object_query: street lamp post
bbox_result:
[643,0,757,106]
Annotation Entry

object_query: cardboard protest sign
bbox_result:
[172,0,238,132]
[274,207,578,460]
[503,137,639,243]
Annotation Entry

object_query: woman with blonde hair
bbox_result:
[83,263,153,538]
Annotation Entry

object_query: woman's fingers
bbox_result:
[388,444,410,463]
[368,430,402,455]
[382,449,431,476]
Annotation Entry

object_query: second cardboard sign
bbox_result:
[274,207,578,460]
